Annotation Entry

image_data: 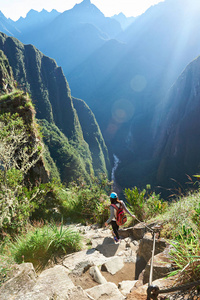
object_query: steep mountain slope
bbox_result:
[0,50,49,184]
[66,0,200,192]
[13,0,122,75]
[15,9,60,33]
[72,97,109,175]
[154,55,200,189]
[0,33,110,183]
[0,11,20,37]
[0,49,15,91]
[112,13,135,30]
[2,0,200,193]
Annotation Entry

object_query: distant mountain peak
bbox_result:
[0,11,6,18]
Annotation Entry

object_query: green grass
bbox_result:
[150,190,200,284]
[168,231,200,284]
[155,191,200,238]
[10,223,82,271]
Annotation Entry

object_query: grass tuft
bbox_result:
[10,223,81,271]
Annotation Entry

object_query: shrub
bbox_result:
[124,187,146,220]
[144,192,168,219]
[64,174,112,224]
[10,223,81,270]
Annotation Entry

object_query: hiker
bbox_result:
[105,192,135,242]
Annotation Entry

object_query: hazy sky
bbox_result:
[1,0,164,21]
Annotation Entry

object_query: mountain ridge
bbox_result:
[0,32,110,183]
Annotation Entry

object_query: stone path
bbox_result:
[1,223,199,299]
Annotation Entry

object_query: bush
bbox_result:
[144,192,168,219]
[62,174,112,224]
[124,187,147,220]
[10,223,81,270]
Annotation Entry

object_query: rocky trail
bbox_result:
[0,222,199,300]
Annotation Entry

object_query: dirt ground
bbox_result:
[69,262,135,290]
[102,262,135,286]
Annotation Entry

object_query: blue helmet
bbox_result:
[110,192,118,199]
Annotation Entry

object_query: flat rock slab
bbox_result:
[31,265,74,298]
[63,249,109,271]
[119,280,138,296]
[0,263,36,300]
[96,239,128,257]
[101,256,124,275]
[14,292,50,300]
[86,282,125,300]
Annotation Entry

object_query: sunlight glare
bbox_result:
[130,75,147,92]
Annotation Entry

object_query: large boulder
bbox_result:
[119,223,146,240]
[70,260,94,276]
[135,234,167,280]
[96,238,138,259]
[63,249,109,271]
[30,265,74,299]
[86,282,125,300]
[137,235,167,263]
[142,246,174,284]
[96,238,126,257]
[0,263,36,300]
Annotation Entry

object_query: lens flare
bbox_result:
[112,99,135,123]
[130,75,147,92]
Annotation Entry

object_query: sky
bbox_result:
[0,0,164,21]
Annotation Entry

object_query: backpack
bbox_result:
[111,203,127,226]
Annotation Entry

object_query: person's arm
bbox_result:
[121,201,136,219]
[105,205,115,226]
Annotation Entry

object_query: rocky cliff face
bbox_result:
[0,50,49,184]
[0,32,110,183]
[154,55,200,188]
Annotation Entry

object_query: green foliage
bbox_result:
[10,223,81,270]
[159,191,200,239]
[192,202,200,227]
[0,99,43,236]
[29,174,112,225]
[169,226,200,284]
[62,174,112,224]
[0,234,14,286]
[39,119,93,184]
[144,192,168,219]
[0,50,15,93]
[124,187,147,220]
[0,182,39,235]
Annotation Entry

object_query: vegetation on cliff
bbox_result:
[0,32,110,184]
